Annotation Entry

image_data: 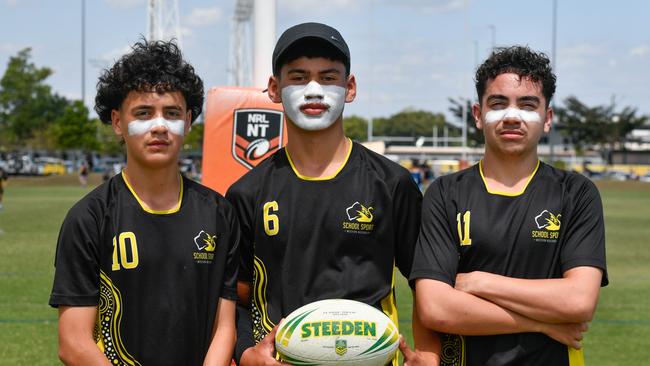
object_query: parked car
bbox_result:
[34,157,66,176]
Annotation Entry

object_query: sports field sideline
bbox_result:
[0,174,648,365]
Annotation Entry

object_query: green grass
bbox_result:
[1,176,649,365]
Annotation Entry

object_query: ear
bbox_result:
[345,74,357,103]
[544,106,553,134]
[472,103,483,130]
[111,109,124,136]
[268,75,282,103]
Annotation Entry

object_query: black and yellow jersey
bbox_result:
[226,140,421,356]
[49,172,239,366]
[410,161,608,366]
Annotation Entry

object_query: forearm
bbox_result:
[412,297,441,364]
[204,299,236,366]
[415,279,544,336]
[457,267,602,323]
[203,324,236,366]
[58,306,112,366]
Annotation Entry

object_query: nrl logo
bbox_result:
[335,339,347,356]
[232,109,284,169]
[535,210,562,231]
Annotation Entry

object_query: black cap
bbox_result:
[272,22,350,75]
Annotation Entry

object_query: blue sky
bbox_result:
[1,0,648,123]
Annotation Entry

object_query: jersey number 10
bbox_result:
[112,232,140,270]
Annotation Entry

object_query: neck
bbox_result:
[123,162,181,211]
[481,148,539,193]
[285,119,350,178]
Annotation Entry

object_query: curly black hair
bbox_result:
[475,45,556,107]
[95,39,204,124]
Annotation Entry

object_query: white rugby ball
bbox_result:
[275,299,399,366]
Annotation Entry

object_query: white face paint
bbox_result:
[127,117,186,136]
[484,107,541,124]
[281,80,346,131]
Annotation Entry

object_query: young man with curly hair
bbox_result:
[410,46,608,366]
[49,40,239,366]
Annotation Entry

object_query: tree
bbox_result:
[183,122,204,151]
[555,96,648,161]
[343,115,368,142]
[448,97,483,147]
[0,48,68,147]
[49,101,99,151]
[373,108,447,139]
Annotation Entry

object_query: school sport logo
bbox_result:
[232,109,284,169]
[193,230,217,264]
[342,202,375,234]
[531,209,561,243]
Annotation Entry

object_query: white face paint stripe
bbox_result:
[484,107,541,124]
[281,81,346,131]
[127,117,186,136]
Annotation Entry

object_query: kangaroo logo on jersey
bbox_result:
[531,210,561,243]
[342,202,375,234]
[232,109,284,169]
[193,230,217,263]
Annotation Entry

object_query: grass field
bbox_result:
[0,174,648,365]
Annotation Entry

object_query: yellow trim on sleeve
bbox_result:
[568,347,585,366]
[285,138,353,181]
[121,171,183,214]
[479,159,540,197]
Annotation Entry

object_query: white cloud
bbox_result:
[279,0,360,14]
[629,45,649,57]
[184,6,223,28]
[104,0,145,10]
[0,42,24,54]
[558,42,604,68]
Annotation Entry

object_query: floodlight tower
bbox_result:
[147,0,182,47]
[228,0,276,87]
[229,0,253,86]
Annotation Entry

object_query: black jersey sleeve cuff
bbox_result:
[48,294,99,308]
[562,258,609,286]
[220,287,238,301]
[408,269,455,288]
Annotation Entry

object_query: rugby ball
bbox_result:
[275,299,399,366]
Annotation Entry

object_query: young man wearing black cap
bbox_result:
[226,22,437,365]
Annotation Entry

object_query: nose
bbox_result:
[150,117,169,133]
[501,108,523,124]
[303,80,324,99]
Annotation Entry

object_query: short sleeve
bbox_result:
[219,201,241,300]
[49,199,103,307]
[225,183,255,284]
[409,179,460,286]
[561,179,608,286]
[392,171,422,279]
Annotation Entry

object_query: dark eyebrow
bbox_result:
[319,68,341,75]
[286,68,308,75]
[486,95,509,103]
[517,96,541,104]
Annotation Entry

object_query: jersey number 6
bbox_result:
[263,201,279,236]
